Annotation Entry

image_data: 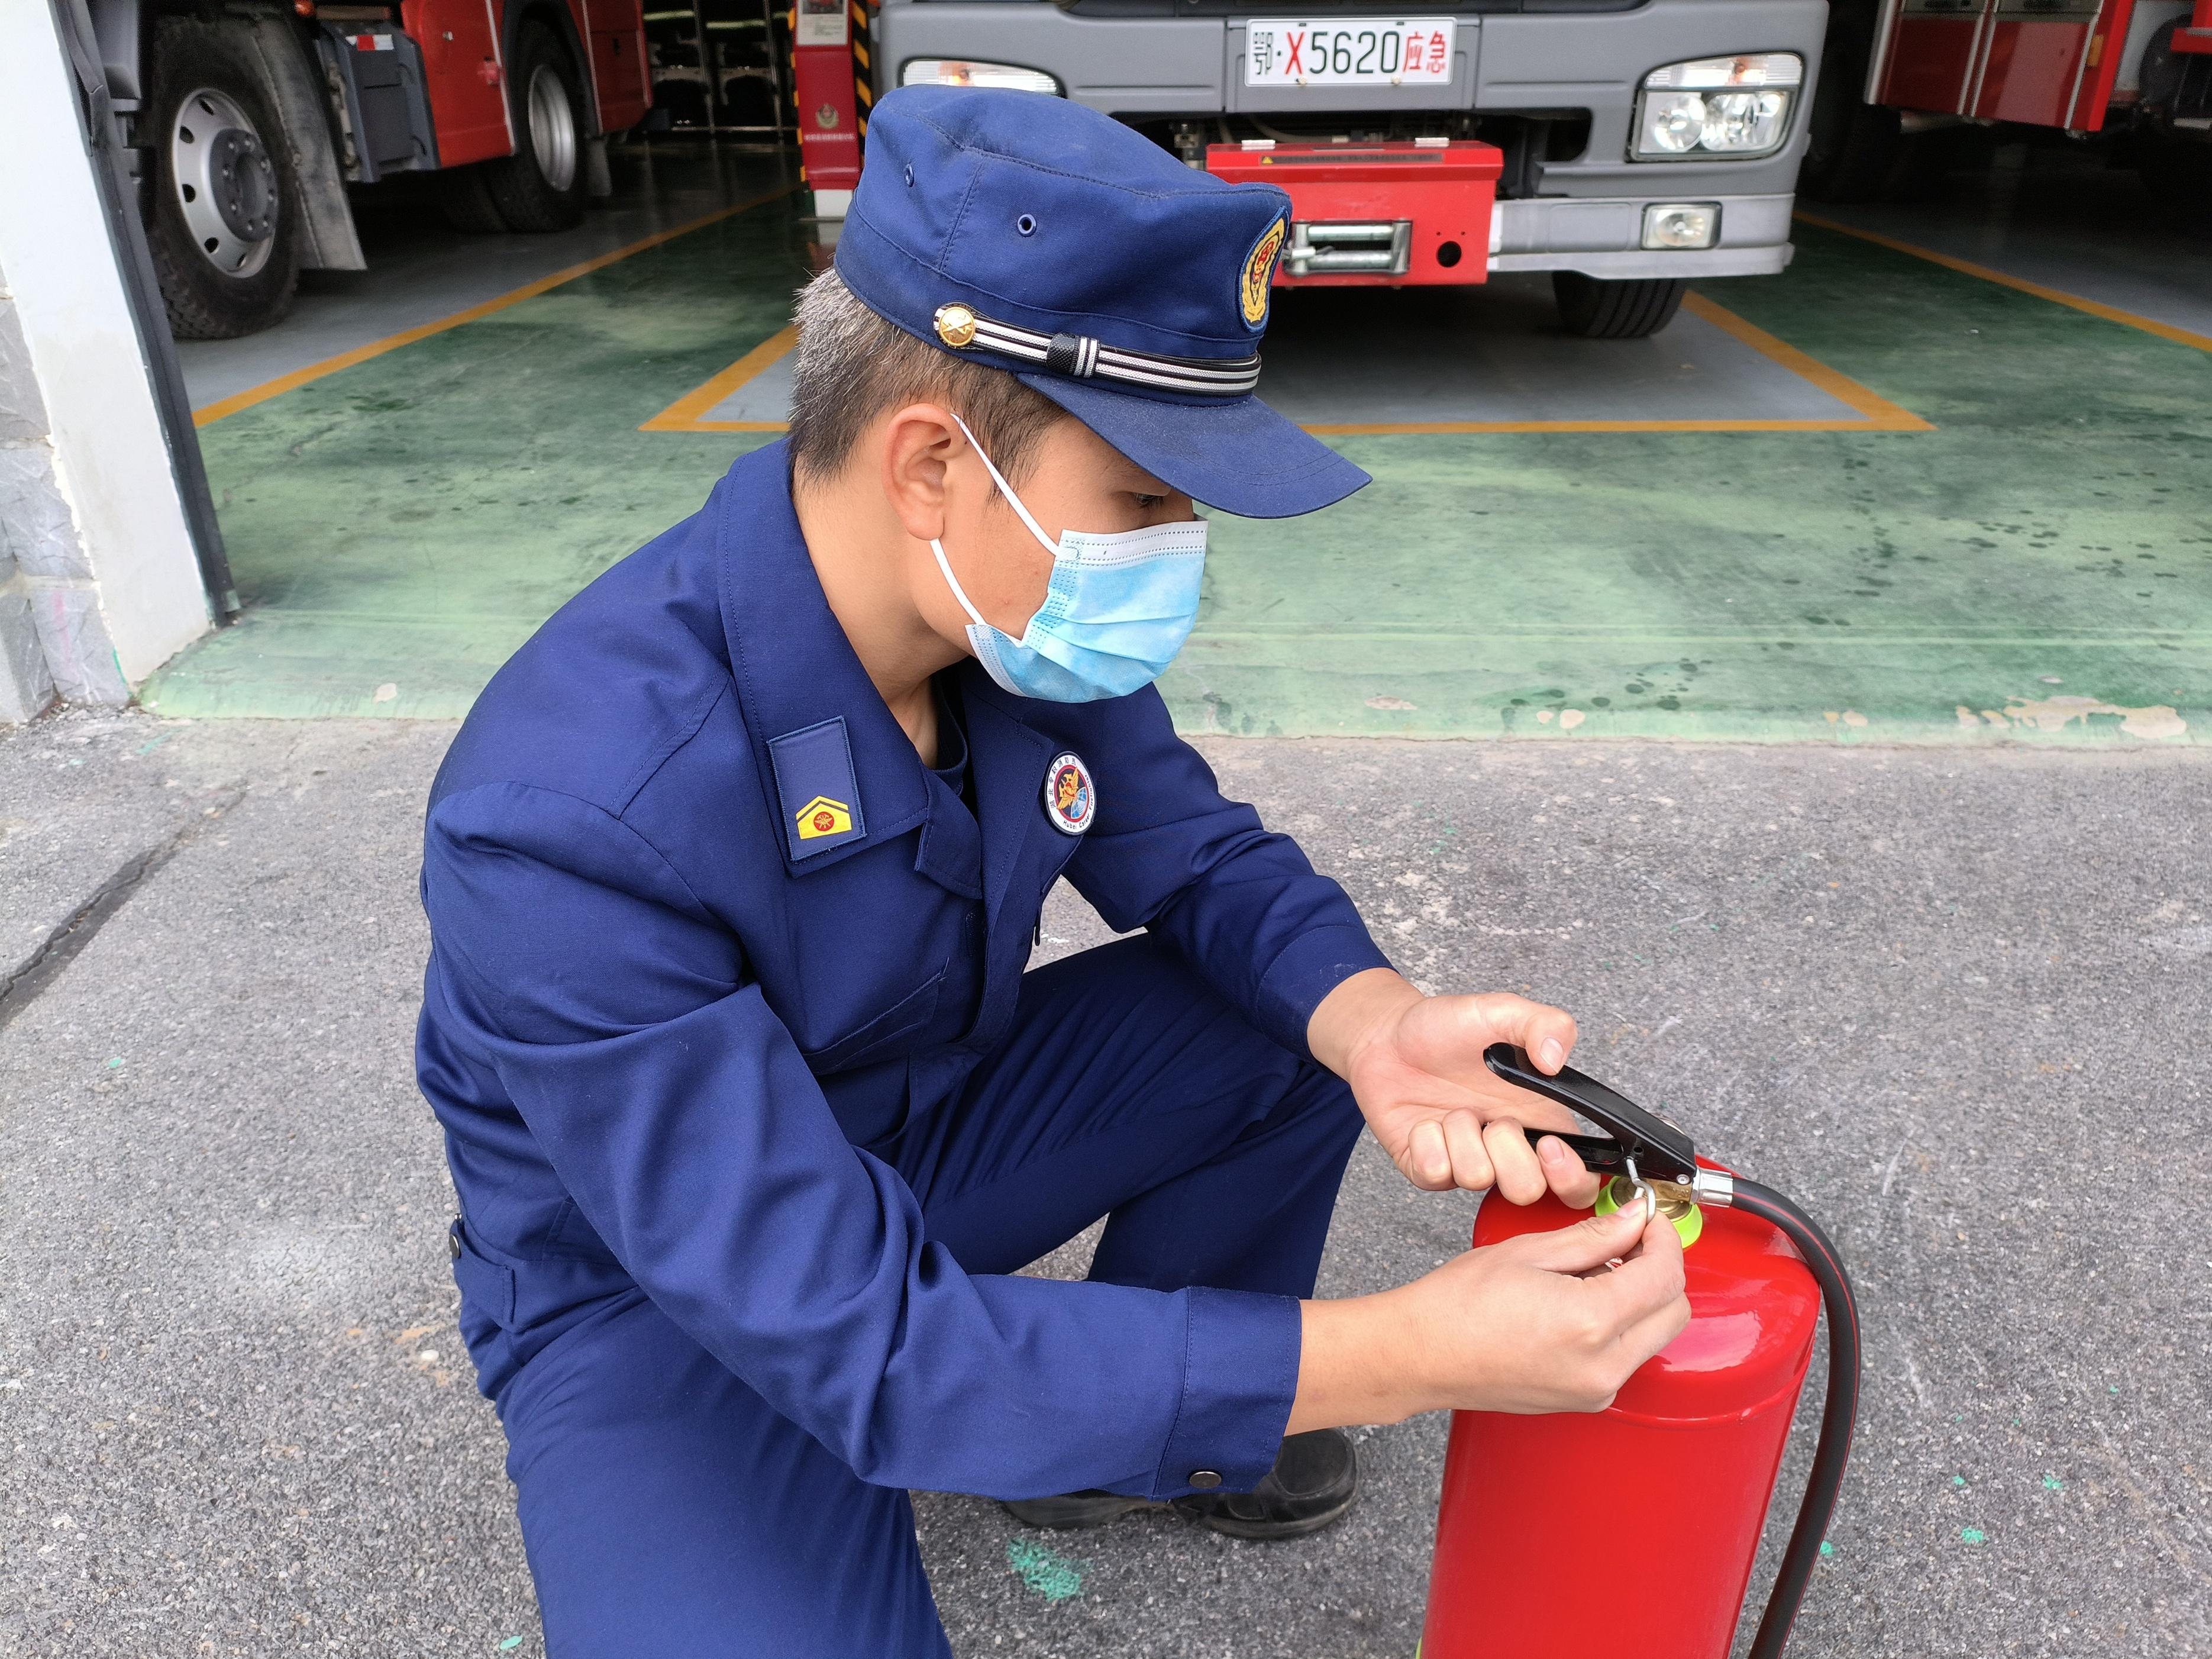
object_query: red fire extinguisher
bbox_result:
[1422,1046,1862,1659]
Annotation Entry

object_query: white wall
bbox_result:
[0,0,211,712]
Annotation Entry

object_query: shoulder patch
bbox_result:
[1240,218,1286,330]
[768,717,867,861]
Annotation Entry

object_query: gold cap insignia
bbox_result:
[934,304,978,349]
[1241,220,1286,328]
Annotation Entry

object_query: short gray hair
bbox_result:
[786,266,1067,486]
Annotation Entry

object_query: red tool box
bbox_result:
[1203,138,1503,287]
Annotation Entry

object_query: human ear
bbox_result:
[880,404,963,544]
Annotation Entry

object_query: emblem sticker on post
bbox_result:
[1244,19,1456,87]
[1042,751,1095,836]
[768,716,868,861]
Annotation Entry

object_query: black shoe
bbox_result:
[1172,1428,1359,1539]
[1002,1429,1359,1541]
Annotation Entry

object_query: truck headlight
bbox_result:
[900,59,1061,95]
[1633,54,1801,160]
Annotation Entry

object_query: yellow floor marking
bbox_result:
[1796,211,2212,356]
[1303,295,1931,434]
[193,183,799,428]
[1678,291,1933,431]
[643,292,1931,437]
[638,324,798,432]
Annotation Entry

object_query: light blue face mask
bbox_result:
[929,414,1207,704]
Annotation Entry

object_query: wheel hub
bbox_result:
[527,64,579,193]
[207,127,277,241]
[170,87,277,279]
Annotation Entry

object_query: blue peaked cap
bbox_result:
[834,85,1369,520]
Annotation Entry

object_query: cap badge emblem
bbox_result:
[1042,752,1094,836]
[795,795,854,840]
[1240,219,1286,328]
[935,304,979,349]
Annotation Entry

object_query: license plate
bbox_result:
[1243,19,1457,87]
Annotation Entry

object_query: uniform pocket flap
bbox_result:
[799,966,947,1074]
[450,1225,518,1329]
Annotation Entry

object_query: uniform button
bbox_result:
[447,1225,462,1260]
[1187,1470,1223,1490]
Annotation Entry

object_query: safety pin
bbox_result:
[1623,1155,1657,1227]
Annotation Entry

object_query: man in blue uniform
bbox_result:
[417,85,1688,1655]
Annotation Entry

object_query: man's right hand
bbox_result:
[1286,1207,1691,1432]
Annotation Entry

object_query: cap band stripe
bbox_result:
[959,309,1260,397]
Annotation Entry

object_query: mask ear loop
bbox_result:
[928,538,991,633]
[944,411,1062,557]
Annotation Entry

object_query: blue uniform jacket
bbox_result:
[416,441,1391,1502]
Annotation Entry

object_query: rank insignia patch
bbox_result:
[768,716,867,861]
[795,796,854,840]
[1042,751,1095,836]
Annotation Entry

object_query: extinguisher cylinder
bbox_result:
[1420,1170,1823,1659]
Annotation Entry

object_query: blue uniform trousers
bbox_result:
[487,934,1363,1657]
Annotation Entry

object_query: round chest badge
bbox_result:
[1042,752,1094,836]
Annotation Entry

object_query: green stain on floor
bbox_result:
[146,209,2211,745]
[1004,1538,1084,1602]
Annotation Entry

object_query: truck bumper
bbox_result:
[1491,194,1794,279]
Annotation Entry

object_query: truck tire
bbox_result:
[440,164,512,234]
[477,24,589,232]
[144,22,302,340]
[1798,15,1904,202]
[1553,274,1686,340]
[2137,21,2212,220]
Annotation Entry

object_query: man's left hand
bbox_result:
[1309,969,1602,1205]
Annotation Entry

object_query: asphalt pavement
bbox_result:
[2,708,2206,1657]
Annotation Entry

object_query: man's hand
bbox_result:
[1287,1206,1691,1432]
[1396,1206,1690,1414]
[1309,968,1600,1206]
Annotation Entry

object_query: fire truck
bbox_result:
[1800,0,2212,199]
[869,0,1830,338]
[85,0,653,338]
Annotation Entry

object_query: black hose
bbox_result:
[1729,1178,1862,1659]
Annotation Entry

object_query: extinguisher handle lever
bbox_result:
[1486,1043,1701,1184]
[1521,1128,1639,1173]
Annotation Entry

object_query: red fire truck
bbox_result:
[86,0,653,338]
[863,4,1828,341]
[1801,0,2212,199]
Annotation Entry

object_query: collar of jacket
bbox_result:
[714,442,1058,919]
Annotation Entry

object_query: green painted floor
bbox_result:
[144,195,2211,745]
